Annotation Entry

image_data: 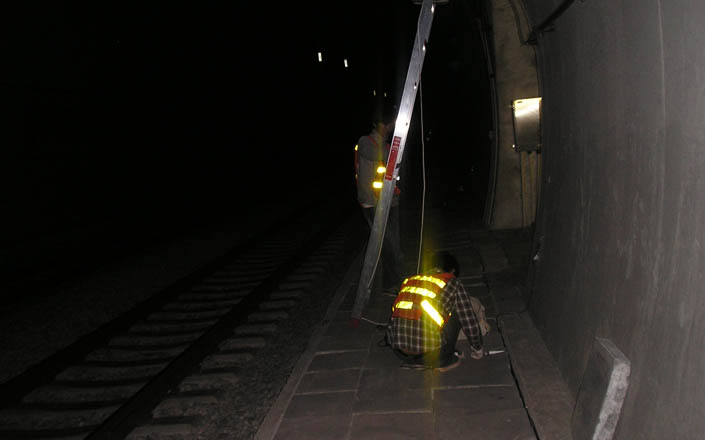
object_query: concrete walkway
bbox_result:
[255,203,574,440]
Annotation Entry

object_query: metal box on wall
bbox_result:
[512,97,542,152]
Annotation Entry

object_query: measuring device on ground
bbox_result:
[351,0,444,321]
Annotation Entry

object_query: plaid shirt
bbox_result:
[386,272,483,353]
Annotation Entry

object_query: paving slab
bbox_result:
[351,412,435,439]
[307,350,367,371]
[428,341,514,388]
[435,407,537,440]
[364,343,409,369]
[283,391,357,418]
[296,369,360,393]
[433,385,525,413]
[317,321,376,351]
[256,215,573,440]
[360,303,394,324]
[357,365,435,391]
[355,387,433,413]
[476,326,505,351]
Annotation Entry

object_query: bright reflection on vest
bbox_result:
[404,275,447,289]
[421,300,444,327]
[395,300,414,310]
[400,285,436,299]
[372,181,383,189]
[377,166,386,174]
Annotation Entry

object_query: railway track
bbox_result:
[0,200,366,439]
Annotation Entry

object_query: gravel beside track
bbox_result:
[0,202,299,386]
[190,242,362,439]
[1,198,367,439]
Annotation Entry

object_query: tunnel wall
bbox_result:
[488,0,541,229]
[523,1,705,438]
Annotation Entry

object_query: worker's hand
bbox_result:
[470,347,485,360]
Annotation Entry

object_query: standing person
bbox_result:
[385,252,486,372]
[355,107,404,291]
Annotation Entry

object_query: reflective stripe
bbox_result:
[373,163,386,190]
[405,275,447,289]
[354,145,359,181]
[421,300,444,327]
[400,285,437,299]
[395,300,414,310]
[393,273,453,323]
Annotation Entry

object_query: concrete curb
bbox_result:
[500,312,575,440]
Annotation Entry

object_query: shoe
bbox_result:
[435,354,461,372]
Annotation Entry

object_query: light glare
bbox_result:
[513,97,542,118]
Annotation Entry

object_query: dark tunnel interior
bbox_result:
[4,2,705,438]
[1,1,493,300]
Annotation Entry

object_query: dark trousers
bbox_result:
[392,312,462,368]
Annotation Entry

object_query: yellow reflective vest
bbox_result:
[391,273,455,327]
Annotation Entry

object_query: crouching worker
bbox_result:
[385,252,485,372]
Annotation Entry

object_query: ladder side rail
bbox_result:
[351,0,435,320]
